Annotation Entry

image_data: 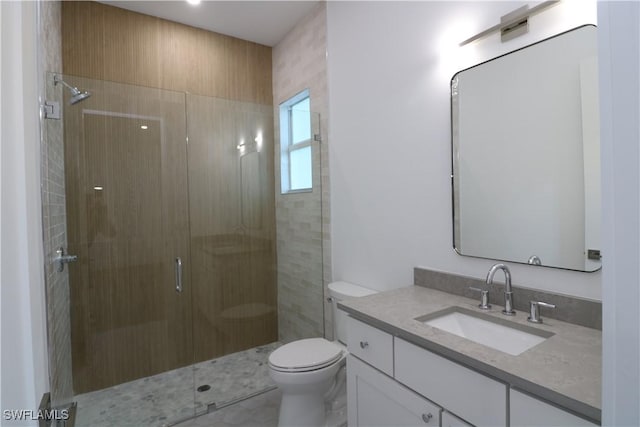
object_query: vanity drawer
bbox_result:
[395,338,507,427]
[510,389,598,426]
[347,316,393,375]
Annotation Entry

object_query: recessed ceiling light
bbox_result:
[140,125,148,130]
[186,0,201,5]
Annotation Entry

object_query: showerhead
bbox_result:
[69,89,91,105]
[54,74,91,105]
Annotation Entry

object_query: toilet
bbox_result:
[268,281,377,427]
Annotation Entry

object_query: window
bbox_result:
[280,90,312,193]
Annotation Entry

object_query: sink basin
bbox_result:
[417,307,554,356]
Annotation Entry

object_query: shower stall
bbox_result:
[41,73,324,426]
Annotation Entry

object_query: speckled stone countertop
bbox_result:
[338,286,601,423]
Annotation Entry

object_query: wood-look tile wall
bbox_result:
[61,1,273,105]
[186,95,277,363]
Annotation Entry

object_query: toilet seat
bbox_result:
[269,338,343,373]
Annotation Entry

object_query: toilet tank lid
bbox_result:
[328,281,377,300]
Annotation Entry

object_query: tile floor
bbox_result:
[73,342,280,427]
[172,389,282,427]
[175,369,349,427]
[174,382,348,427]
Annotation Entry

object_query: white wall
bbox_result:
[327,0,601,299]
[1,1,49,425]
[599,1,640,425]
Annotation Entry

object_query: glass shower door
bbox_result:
[44,75,284,426]
[186,94,279,409]
[57,75,196,426]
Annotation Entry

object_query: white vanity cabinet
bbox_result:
[347,355,441,427]
[510,389,598,427]
[346,316,504,427]
[346,315,598,427]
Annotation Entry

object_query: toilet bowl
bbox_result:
[268,281,377,427]
[269,338,345,426]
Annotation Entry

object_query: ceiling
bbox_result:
[99,1,320,47]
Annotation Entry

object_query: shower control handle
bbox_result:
[359,341,369,349]
[54,247,77,272]
[175,257,183,293]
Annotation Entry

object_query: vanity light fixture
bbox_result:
[460,1,559,46]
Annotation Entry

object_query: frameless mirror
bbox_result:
[451,25,601,272]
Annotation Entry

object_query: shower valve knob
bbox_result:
[359,341,369,349]
[54,247,78,272]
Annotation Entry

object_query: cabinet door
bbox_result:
[347,355,441,427]
[395,338,507,427]
[510,389,598,426]
[442,411,475,427]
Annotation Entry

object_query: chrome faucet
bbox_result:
[527,255,542,265]
[486,263,516,316]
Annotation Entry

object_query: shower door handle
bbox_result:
[175,257,183,293]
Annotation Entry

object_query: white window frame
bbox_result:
[280,89,312,194]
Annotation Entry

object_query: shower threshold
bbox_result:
[73,342,281,427]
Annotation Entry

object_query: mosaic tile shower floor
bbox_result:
[73,342,281,427]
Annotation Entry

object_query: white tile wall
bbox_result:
[272,2,332,342]
[40,0,74,405]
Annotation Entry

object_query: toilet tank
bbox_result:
[328,281,377,345]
